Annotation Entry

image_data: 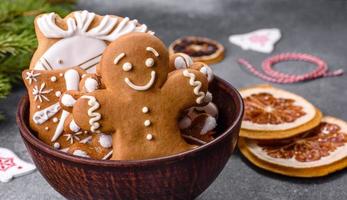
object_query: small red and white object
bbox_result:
[229,28,281,53]
[0,147,36,182]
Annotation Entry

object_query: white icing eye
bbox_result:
[145,58,154,67]
[122,62,133,71]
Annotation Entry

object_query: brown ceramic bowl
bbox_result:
[16,76,243,200]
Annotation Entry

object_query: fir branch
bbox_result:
[0,31,37,58]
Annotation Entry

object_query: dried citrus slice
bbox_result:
[169,36,224,64]
[240,84,322,139]
[239,116,347,177]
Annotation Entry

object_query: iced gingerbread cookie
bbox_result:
[22,68,95,149]
[67,133,112,160]
[64,32,210,160]
[30,10,150,73]
[169,53,218,143]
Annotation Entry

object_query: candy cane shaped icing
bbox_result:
[81,95,101,133]
[183,70,206,104]
[33,103,61,124]
[51,69,80,142]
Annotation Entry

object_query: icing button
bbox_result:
[52,117,59,123]
[146,134,153,141]
[50,76,57,82]
[55,91,62,97]
[144,120,151,127]
[45,127,49,131]
[142,106,149,113]
[53,142,60,149]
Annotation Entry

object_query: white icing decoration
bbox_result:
[32,103,61,124]
[182,70,206,104]
[80,136,92,144]
[64,132,82,144]
[64,69,80,90]
[61,94,76,107]
[72,150,90,158]
[194,102,219,118]
[52,117,59,123]
[45,127,49,131]
[59,73,63,77]
[35,11,150,72]
[203,91,213,103]
[122,62,133,71]
[200,116,217,135]
[142,106,149,113]
[146,134,153,141]
[37,105,40,109]
[99,134,112,148]
[51,69,80,142]
[84,78,99,93]
[124,71,156,91]
[145,58,154,67]
[174,54,193,69]
[53,142,60,149]
[114,53,125,64]
[199,65,214,82]
[25,71,40,85]
[55,91,62,97]
[146,47,159,57]
[69,120,80,132]
[32,83,53,102]
[144,120,151,127]
[102,150,113,160]
[178,116,192,130]
[81,96,101,133]
[50,76,57,82]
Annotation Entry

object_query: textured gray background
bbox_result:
[1,0,347,199]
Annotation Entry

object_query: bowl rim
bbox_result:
[16,76,243,167]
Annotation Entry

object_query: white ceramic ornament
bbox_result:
[0,147,36,183]
[229,28,281,53]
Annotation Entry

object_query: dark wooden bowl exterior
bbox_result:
[16,76,243,200]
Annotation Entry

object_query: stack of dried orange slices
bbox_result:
[238,84,347,177]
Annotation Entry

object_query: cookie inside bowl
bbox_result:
[17,76,243,199]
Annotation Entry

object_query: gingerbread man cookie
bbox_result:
[66,32,209,160]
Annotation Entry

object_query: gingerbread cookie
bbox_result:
[64,32,210,160]
[30,10,151,73]
[22,68,94,150]
[67,133,112,160]
[169,36,224,64]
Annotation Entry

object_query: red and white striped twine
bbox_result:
[237,53,344,84]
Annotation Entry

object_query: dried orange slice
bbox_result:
[239,116,347,177]
[169,36,224,64]
[240,84,322,139]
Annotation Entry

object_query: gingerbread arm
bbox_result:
[71,90,115,134]
[162,69,209,112]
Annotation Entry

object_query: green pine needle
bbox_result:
[0,0,74,121]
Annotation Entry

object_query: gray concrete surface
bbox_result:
[1,0,347,199]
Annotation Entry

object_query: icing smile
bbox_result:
[124,71,156,91]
